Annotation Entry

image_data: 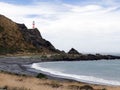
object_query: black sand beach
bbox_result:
[0,56,42,76]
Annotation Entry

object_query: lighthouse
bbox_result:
[32,21,35,29]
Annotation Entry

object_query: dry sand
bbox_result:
[0,72,119,90]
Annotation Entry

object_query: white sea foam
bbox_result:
[31,63,120,86]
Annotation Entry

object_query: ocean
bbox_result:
[30,59,120,86]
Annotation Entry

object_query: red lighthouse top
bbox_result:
[33,21,35,29]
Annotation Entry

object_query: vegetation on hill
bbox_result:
[0,14,59,54]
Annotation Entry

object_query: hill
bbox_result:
[0,15,59,54]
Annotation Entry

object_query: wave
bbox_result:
[31,63,120,86]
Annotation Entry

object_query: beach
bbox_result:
[0,56,120,90]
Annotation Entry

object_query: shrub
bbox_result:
[80,85,94,90]
[102,88,107,90]
[0,47,19,54]
[68,85,80,90]
[50,81,63,88]
[0,26,4,32]
[11,87,30,90]
[3,85,8,89]
[9,87,30,90]
[44,81,63,88]
[36,73,47,79]
[68,85,94,90]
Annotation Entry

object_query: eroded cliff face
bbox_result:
[0,15,59,54]
[18,24,57,52]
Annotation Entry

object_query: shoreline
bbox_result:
[29,60,120,86]
[0,56,120,90]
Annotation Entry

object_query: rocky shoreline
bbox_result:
[0,55,120,77]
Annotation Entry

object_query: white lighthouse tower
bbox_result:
[32,21,35,29]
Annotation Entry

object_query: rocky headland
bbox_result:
[0,14,120,60]
[0,14,60,54]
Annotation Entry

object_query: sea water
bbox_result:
[31,59,120,86]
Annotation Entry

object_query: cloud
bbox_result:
[0,1,120,53]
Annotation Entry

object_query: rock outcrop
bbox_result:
[17,24,57,52]
[68,48,80,54]
[0,14,59,54]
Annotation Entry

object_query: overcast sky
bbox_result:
[0,0,120,53]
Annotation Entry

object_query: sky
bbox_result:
[0,0,120,54]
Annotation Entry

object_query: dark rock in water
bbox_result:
[68,48,80,54]
[0,14,59,54]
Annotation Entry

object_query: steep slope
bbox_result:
[0,14,59,54]
[0,15,31,53]
[17,24,57,52]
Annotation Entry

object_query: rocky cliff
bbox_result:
[0,15,59,54]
